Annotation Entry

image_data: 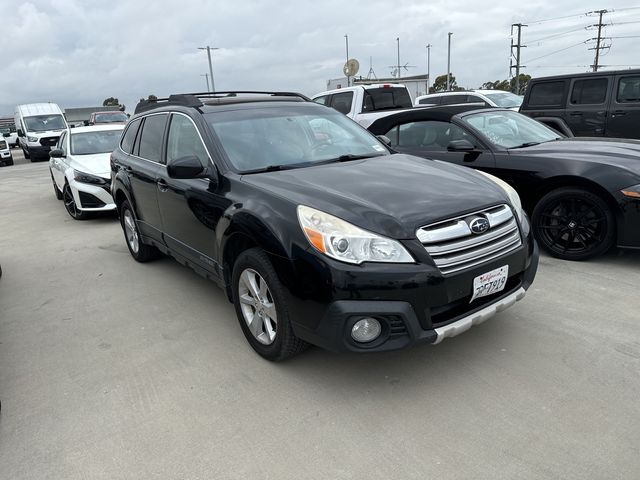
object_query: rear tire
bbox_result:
[231,248,308,361]
[119,200,160,262]
[532,187,615,261]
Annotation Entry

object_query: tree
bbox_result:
[139,94,158,102]
[429,74,463,93]
[510,74,531,95]
[103,97,120,107]
[480,80,510,91]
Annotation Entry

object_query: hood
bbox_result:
[68,153,111,176]
[510,138,640,172]
[241,154,508,239]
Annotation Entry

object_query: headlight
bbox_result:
[476,170,524,222]
[73,169,108,185]
[27,136,38,142]
[297,205,414,264]
[621,184,640,199]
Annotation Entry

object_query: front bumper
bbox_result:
[281,225,539,353]
[69,177,115,212]
[26,144,53,159]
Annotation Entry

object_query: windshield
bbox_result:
[94,112,128,123]
[24,114,67,132]
[70,130,123,155]
[482,91,523,108]
[463,110,559,148]
[205,105,388,172]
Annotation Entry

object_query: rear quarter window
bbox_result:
[120,118,141,154]
[527,81,566,107]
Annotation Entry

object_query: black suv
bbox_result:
[520,69,640,139]
[111,92,539,360]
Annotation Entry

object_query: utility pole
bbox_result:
[396,37,401,79]
[588,9,608,72]
[198,46,219,92]
[510,23,527,94]
[426,44,431,93]
[344,34,350,87]
[446,32,452,91]
[200,74,210,92]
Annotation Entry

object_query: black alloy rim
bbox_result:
[63,185,79,218]
[537,196,607,256]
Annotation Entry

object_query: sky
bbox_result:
[1,0,640,115]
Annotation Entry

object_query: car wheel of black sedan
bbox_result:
[532,187,615,260]
[232,248,308,361]
[62,183,89,220]
[51,173,63,200]
[119,200,160,262]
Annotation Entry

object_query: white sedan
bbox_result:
[49,124,124,220]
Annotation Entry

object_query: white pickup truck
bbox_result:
[311,83,413,128]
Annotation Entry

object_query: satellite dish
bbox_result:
[343,58,360,77]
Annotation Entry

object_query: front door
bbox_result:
[156,113,224,276]
[607,74,640,139]
[564,76,610,136]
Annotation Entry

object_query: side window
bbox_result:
[313,96,328,106]
[120,118,141,154]
[138,114,168,163]
[617,76,640,103]
[166,114,210,168]
[440,95,468,105]
[329,91,354,114]
[388,121,472,150]
[528,81,565,107]
[570,78,608,105]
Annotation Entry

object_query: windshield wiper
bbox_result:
[509,141,541,149]
[243,164,297,174]
[327,154,384,163]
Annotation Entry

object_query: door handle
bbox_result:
[612,110,627,116]
[569,112,583,116]
[156,178,168,192]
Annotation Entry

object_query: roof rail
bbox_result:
[134,91,310,114]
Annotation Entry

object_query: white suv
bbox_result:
[49,125,124,219]
[415,90,523,111]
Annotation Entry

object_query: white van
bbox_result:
[15,103,68,161]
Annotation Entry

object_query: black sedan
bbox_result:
[369,105,640,260]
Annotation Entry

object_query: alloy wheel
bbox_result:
[63,185,79,218]
[237,268,277,345]
[123,209,139,254]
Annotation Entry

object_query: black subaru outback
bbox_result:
[111,91,538,361]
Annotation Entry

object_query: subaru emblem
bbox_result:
[469,217,490,235]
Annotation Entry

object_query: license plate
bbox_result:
[470,265,509,303]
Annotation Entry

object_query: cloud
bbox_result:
[1,0,639,115]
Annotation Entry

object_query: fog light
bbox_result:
[351,317,382,343]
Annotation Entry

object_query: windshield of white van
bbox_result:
[24,115,66,132]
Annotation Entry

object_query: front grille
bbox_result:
[417,204,522,275]
[39,137,58,147]
[387,316,408,338]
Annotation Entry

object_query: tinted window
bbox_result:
[166,114,210,168]
[528,81,565,106]
[387,120,473,150]
[138,114,168,163]
[418,97,441,105]
[313,96,328,105]
[617,76,640,103]
[120,118,141,154]
[330,92,354,114]
[440,95,469,105]
[570,78,608,104]
[362,87,413,111]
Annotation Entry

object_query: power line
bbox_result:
[527,26,589,45]
[526,40,587,62]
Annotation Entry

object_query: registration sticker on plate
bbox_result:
[470,265,509,303]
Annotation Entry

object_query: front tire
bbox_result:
[119,200,160,262]
[62,183,89,220]
[23,147,30,159]
[231,248,308,361]
[532,187,615,260]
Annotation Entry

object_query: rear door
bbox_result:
[384,119,496,170]
[565,76,610,136]
[607,74,640,139]
[126,114,168,242]
[156,113,222,274]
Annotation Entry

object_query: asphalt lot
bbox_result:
[1,148,639,479]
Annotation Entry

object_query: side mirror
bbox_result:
[83,120,89,126]
[17,129,24,137]
[49,149,65,158]
[376,135,392,146]
[447,139,477,152]
[167,155,205,179]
